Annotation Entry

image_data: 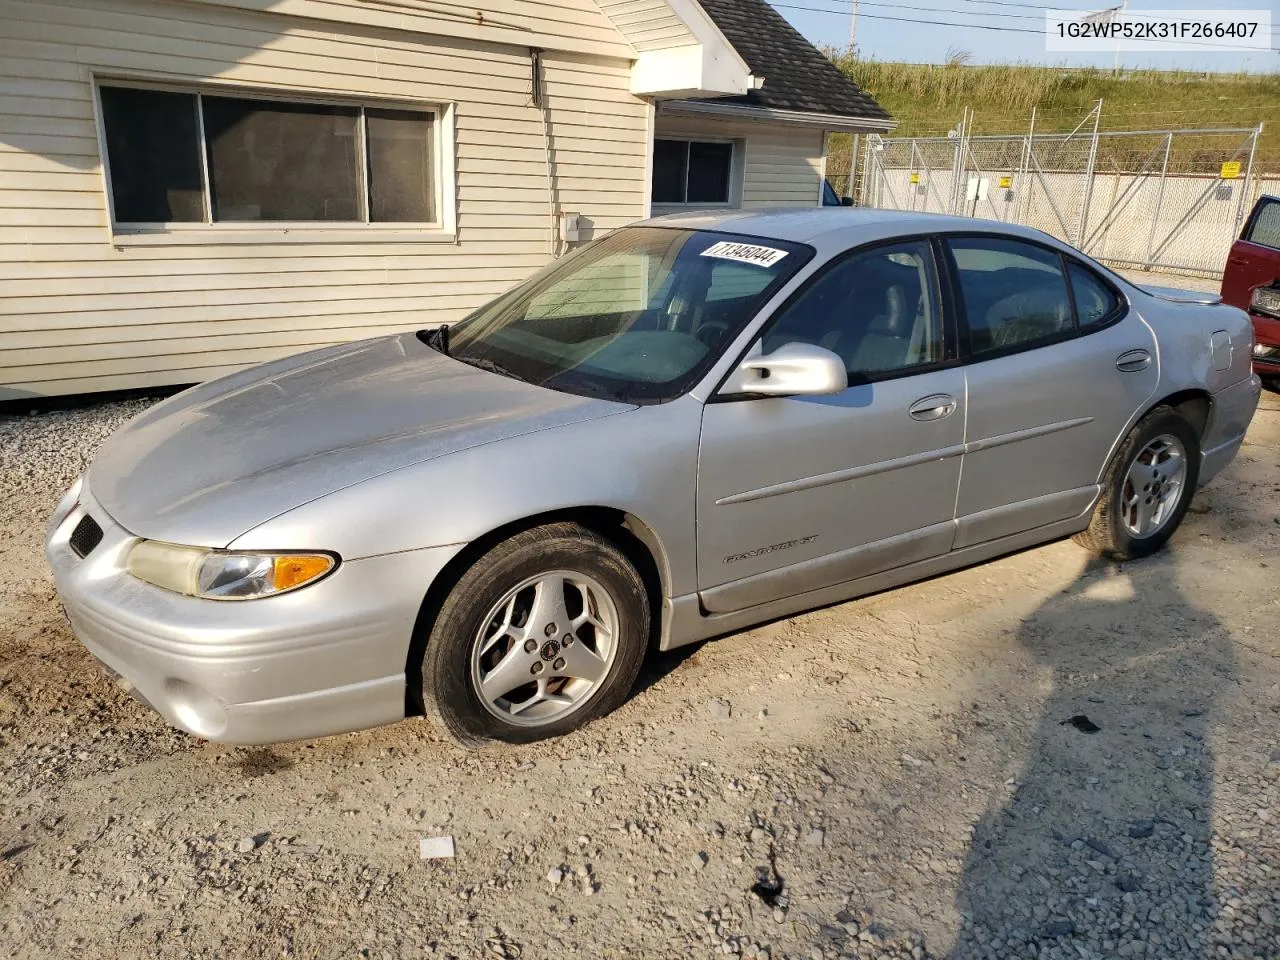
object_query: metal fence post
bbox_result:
[849,133,860,203]
[1143,132,1173,268]
[1017,108,1036,228]
[1075,99,1103,248]
[1234,124,1262,232]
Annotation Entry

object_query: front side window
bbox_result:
[652,139,734,205]
[760,240,944,381]
[948,236,1075,356]
[444,228,813,403]
[98,84,436,226]
[1245,199,1280,250]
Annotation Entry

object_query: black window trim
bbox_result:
[92,76,446,233]
[651,136,738,208]
[1241,195,1280,252]
[937,231,1128,365]
[711,232,963,402]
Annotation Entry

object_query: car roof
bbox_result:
[637,207,1055,247]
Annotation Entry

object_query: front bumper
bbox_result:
[45,482,461,745]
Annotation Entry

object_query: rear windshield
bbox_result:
[443,226,813,403]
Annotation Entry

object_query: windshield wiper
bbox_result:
[456,355,524,382]
[415,324,449,355]
[549,377,632,403]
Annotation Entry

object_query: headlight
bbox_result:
[127,541,337,600]
[48,476,83,536]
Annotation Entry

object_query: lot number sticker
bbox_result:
[700,241,789,268]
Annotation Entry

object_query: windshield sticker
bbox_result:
[699,241,789,268]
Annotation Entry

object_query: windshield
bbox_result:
[442,226,813,403]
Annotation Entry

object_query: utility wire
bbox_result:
[783,0,1280,29]
[770,2,1277,51]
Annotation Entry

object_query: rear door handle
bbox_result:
[909,394,957,421]
[1115,348,1152,373]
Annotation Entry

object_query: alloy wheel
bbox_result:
[1120,434,1188,539]
[469,570,620,726]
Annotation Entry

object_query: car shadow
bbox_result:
[630,640,705,698]
[947,552,1236,959]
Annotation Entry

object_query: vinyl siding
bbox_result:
[0,0,649,399]
[183,0,633,58]
[595,0,698,51]
[651,113,824,216]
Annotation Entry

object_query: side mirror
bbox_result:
[722,342,848,397]
[840,196,854,207]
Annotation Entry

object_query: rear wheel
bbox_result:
[420,523,649,747]
[1073,405,1201,561]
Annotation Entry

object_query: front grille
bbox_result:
[69,514,104,558]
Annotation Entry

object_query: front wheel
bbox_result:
[420,522,649,747]
[1073,405,1201,561]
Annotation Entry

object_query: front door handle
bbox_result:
[909,394,957,422]
[1116,348,1152,373]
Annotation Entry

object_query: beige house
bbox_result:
[0,0,893,400]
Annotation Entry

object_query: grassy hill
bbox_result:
[825,57,1280,179]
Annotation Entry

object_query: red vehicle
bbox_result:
[1222,194,1280,389]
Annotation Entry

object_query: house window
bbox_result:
[97,84,437,227]
[652,139,733,205]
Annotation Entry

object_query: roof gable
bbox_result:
[691,0,890,122]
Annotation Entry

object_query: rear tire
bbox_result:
[420,522,649,748]
[1073,405,1200,561]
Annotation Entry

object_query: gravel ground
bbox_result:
[2,384,1277,960]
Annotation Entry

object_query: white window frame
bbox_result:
[90,73,457,246]
[650,136,742,208]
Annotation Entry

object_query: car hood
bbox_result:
[88,334,631,547]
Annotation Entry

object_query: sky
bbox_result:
[767,0,1280,71]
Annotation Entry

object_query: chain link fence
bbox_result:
[858,122,1274,278]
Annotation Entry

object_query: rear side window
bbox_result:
[947,237,1075,356]
[1245,200,1280,250]
[1067,261,1121,330]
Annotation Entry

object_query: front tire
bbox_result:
[1073,405,1201,561]
[421,522,649,747]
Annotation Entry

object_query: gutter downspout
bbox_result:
[531,48,561,258]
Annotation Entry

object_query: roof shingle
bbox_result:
[692,0,892,123]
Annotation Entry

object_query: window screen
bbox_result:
[687,142,732,203]
[652,139,688,204]
[99,86,203,223]
[1246,200,1280,250]
[367,108,434,223]
[651,139,733,205]
[97,84,437,227]
[203,96,361,221]
[948,237,1074,355]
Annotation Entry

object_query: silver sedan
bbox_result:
[46,209,1261,747]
